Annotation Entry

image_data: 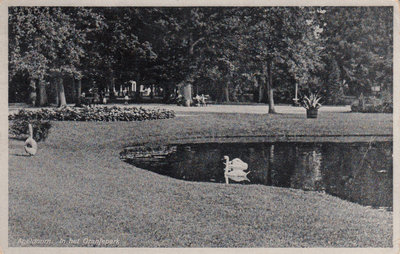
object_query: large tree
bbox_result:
[235,8,324,112]
[9,7,105,106]
[9,7,392,107]
[320,7,393,100]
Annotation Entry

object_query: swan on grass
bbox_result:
[223,156,250,184]
[24,123,37,156]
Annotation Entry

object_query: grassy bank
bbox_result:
[8,111,393,247]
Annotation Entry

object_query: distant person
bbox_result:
[93,92,100,104]
[201,94,207,106]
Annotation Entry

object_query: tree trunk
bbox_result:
[266,61,276,114]
[76,79,82,106]
[72,78,76,104]
[111,72,115,94]
[135,73,141,101]
[29,91,37,107]
[58,77,67,107]
[258,82,264,103]
[218,84,224,102]
[224,83,230,102]
[55,79,59,106]
[183,84,192,107]
[232,84,238,102]
[182,35,204,107]
[359,92,365,111]
[38,79,48,106]
[163,83,171,102]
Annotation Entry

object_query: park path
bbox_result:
[8,103,351,115]
[133,104,351,114]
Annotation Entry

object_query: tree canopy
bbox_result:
[9,6,393,108]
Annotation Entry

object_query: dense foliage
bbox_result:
[9,106,176,121]
[318,7,393,104]
[9,7,393,108]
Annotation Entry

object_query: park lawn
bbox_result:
[8,111,393,247]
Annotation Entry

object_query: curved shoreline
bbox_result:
[122,134,392,151]
[8,112,393,247]
[168,134,392,144]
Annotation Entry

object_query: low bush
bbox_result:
[351,103,392,113]
[351,92,393,113]
[9,119,52,141]
[8,105,176,122]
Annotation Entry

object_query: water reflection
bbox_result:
[291,148,323,191]
[121,142,392,209]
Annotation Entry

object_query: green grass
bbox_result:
[8,111,393,247]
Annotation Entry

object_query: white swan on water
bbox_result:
[223,156,250,184]
[24,123,37,156]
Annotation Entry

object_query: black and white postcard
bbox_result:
[1,0,398,253]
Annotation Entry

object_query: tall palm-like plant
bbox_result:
[301,93,322,110]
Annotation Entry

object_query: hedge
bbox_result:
[8,105,176,122]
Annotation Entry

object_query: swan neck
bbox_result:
[28,124,33,138]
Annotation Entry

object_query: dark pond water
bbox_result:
[121,142,392,210]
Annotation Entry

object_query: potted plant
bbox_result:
[301,93,322,118]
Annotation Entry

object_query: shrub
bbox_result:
[8,105,176,122]
[351,103,393,113]
[351,91,393,113]
[9,119,51,141]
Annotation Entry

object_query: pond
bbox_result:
[121,141,392,210]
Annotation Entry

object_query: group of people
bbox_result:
[81,89,108,105]
[193,94,207,106]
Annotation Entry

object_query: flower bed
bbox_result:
[8,105,176,122]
